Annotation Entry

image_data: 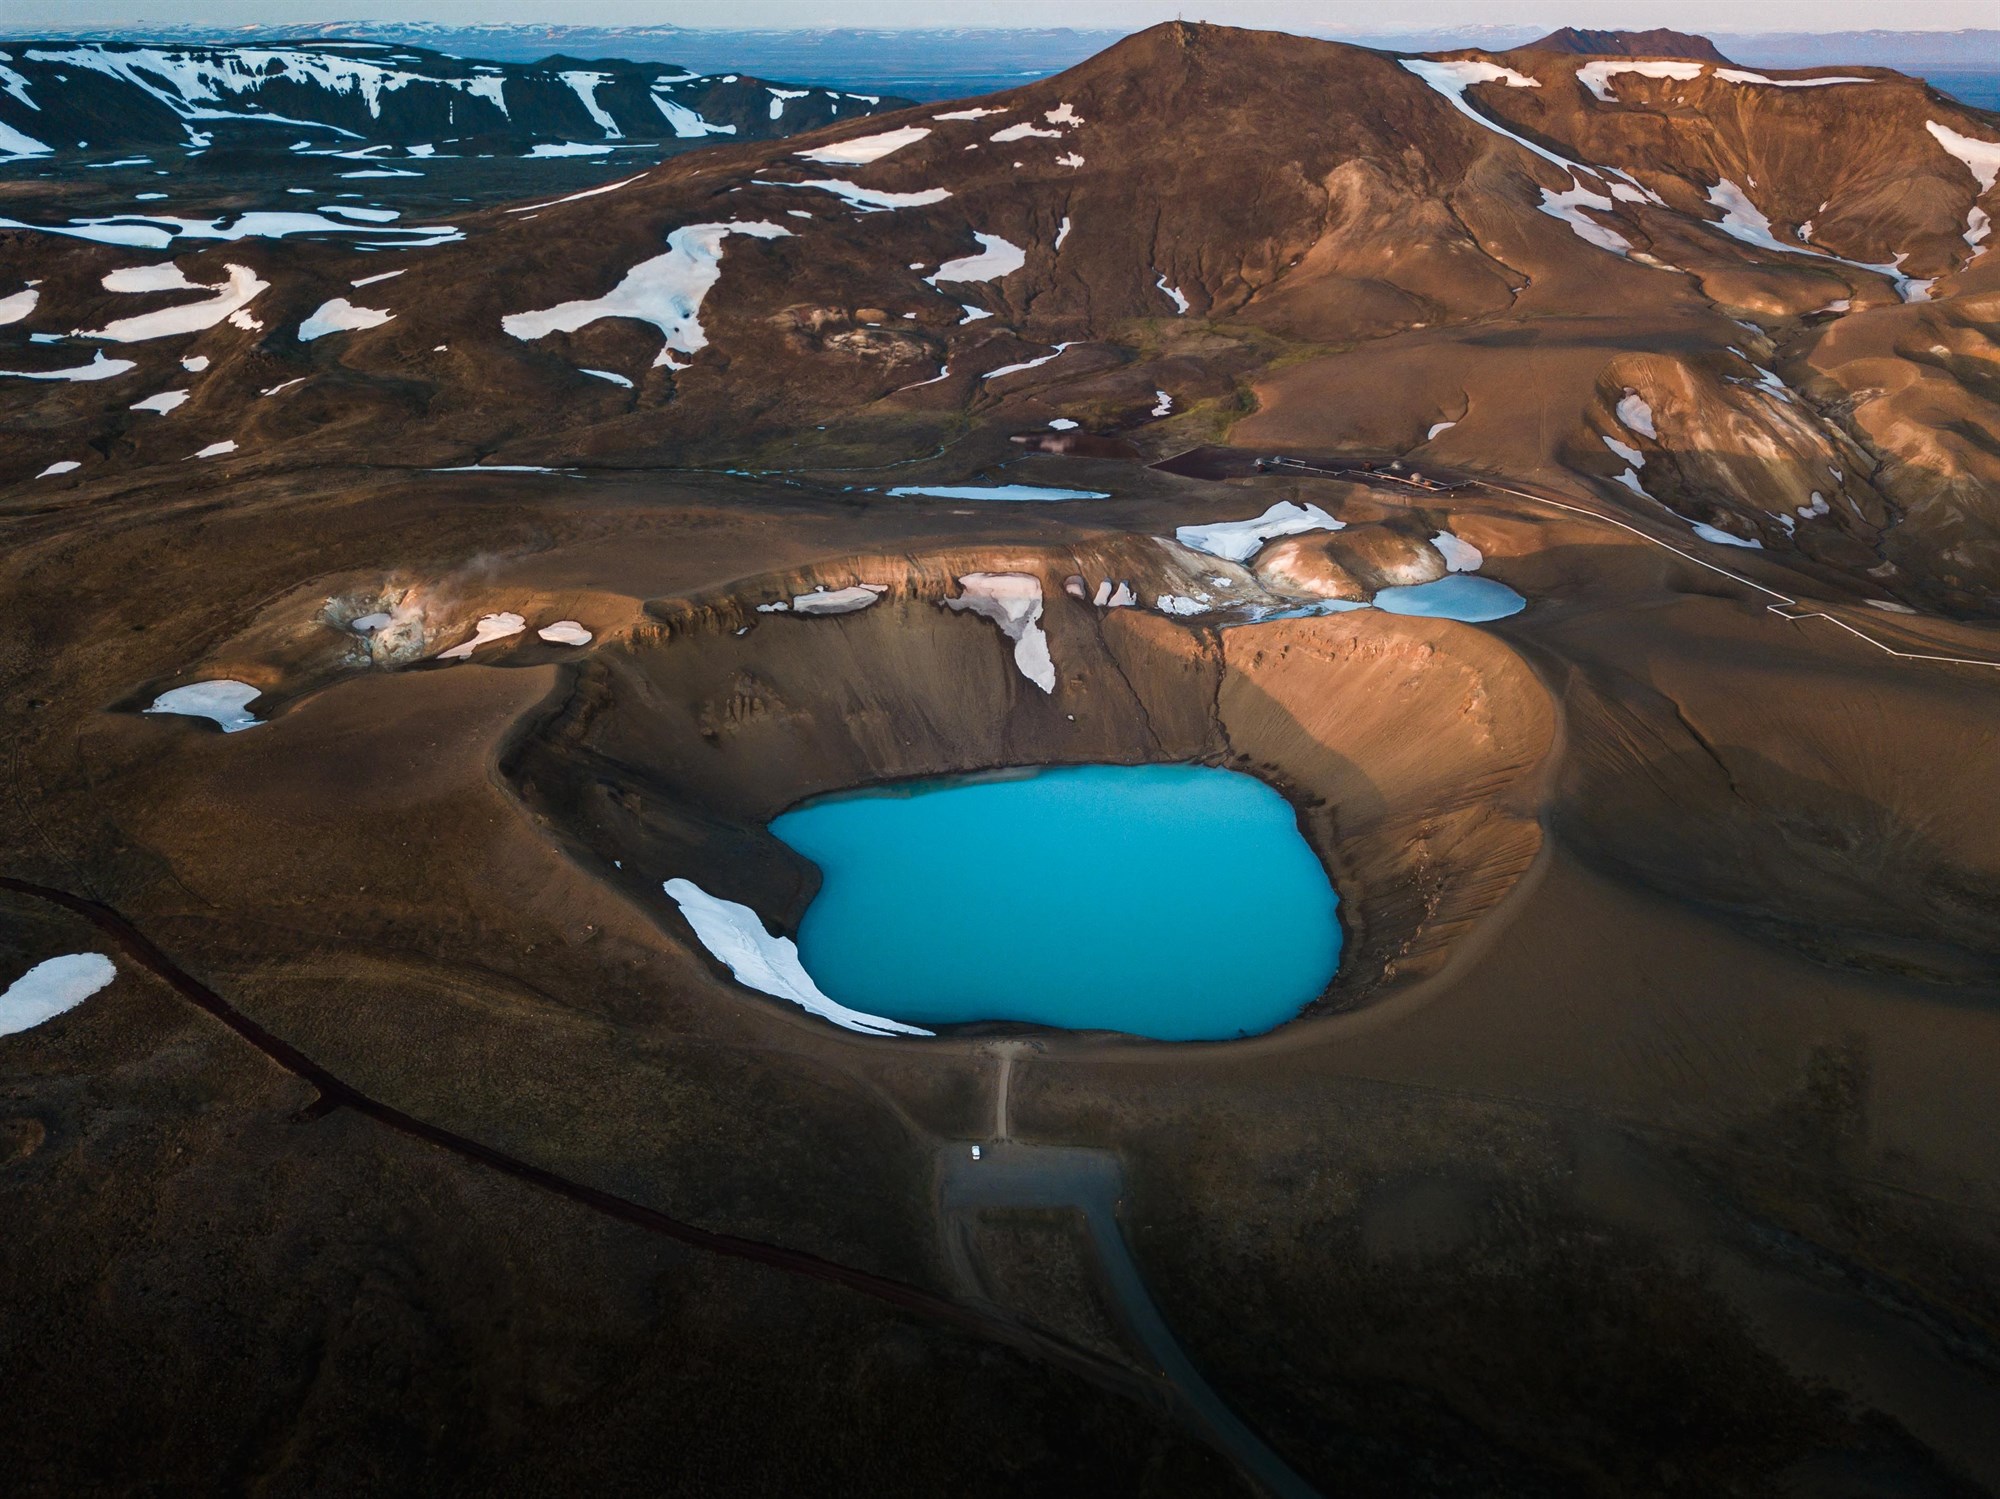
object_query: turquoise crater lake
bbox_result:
[769,763,1343,1040]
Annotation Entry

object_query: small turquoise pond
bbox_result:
[769,763,1342,1040]
[1373,575,1526,621]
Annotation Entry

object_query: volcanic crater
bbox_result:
[501,541,1557,1030]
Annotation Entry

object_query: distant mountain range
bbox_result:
[32,23,2000,90]
[0,40,906,156]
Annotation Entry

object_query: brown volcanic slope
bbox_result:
[8,21,2000,606]
[1523,26,1732,61]
[7,22,2000,1498]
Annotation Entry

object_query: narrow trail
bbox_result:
[957,1044,1320,1498]
[944,1142,1322,1499]
[1257,456,2000,672]
[0,875,1175,1424]
[1478,479,2000,672]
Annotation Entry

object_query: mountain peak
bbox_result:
[1520,27,1731,62]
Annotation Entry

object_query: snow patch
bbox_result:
[983,342,1075,381]
[944,572,1055,692]
[789,583,888,615]
[559,70,621,138]
[130,388,189,413]
[796,125,929,164]
[992,121,1060,142]
[664,877,930,1037]
[37,460,80,477]
[1538,183,1631,256]
[0,350,135,381]
[438,612,526,660]
[508,172,647,214]
[537,620,592,644]
[1691,520,1762,548]
[1704,178,1923,298]
[1401,59,1572,174]
[146,679,261,731]
[0,118,52,160]
[298,296,393,341]
[1427,419,1456,440]
[927,232,1026,284]
[1576,59,1704,103]
[1176,500,1344,564]
[1,953,116,1038]
[503,220,791,369]
[1714,68,1870,88]
[1155,274,1190,314]
[1926,121,2000,249]
[1616,392,1657,438]
[1431,530,1484,572]
[1603,434,1644,467]
[653,97,736,138]
[82,261,267,341]
[763,178,949,212]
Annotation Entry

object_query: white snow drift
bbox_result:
[927,232,1027,285]
[503,220,791,369]
[1926,121,2000,249]
[1431,530,1484,572]
[761,178,949,211]
[786,583,888,615]
[438,612,526,660]
[944,573,1056,693]
[796,125,929,164]
[1176,500,1345,564]
[1577,60,1704,103]
[0,350,136,382]
[298,296,394,341]
[663,877,930,1037]
[1,953,116,1038]
[81,261,270,342]
[145,679,263,731]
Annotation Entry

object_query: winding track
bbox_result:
[1253,454,2000,672]
[0,873,1243,1470]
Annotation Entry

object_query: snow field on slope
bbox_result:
[502,220,791,368]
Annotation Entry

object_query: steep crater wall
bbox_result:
[503,545,1557,1030]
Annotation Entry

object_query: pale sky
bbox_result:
[13,1,1999,31]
